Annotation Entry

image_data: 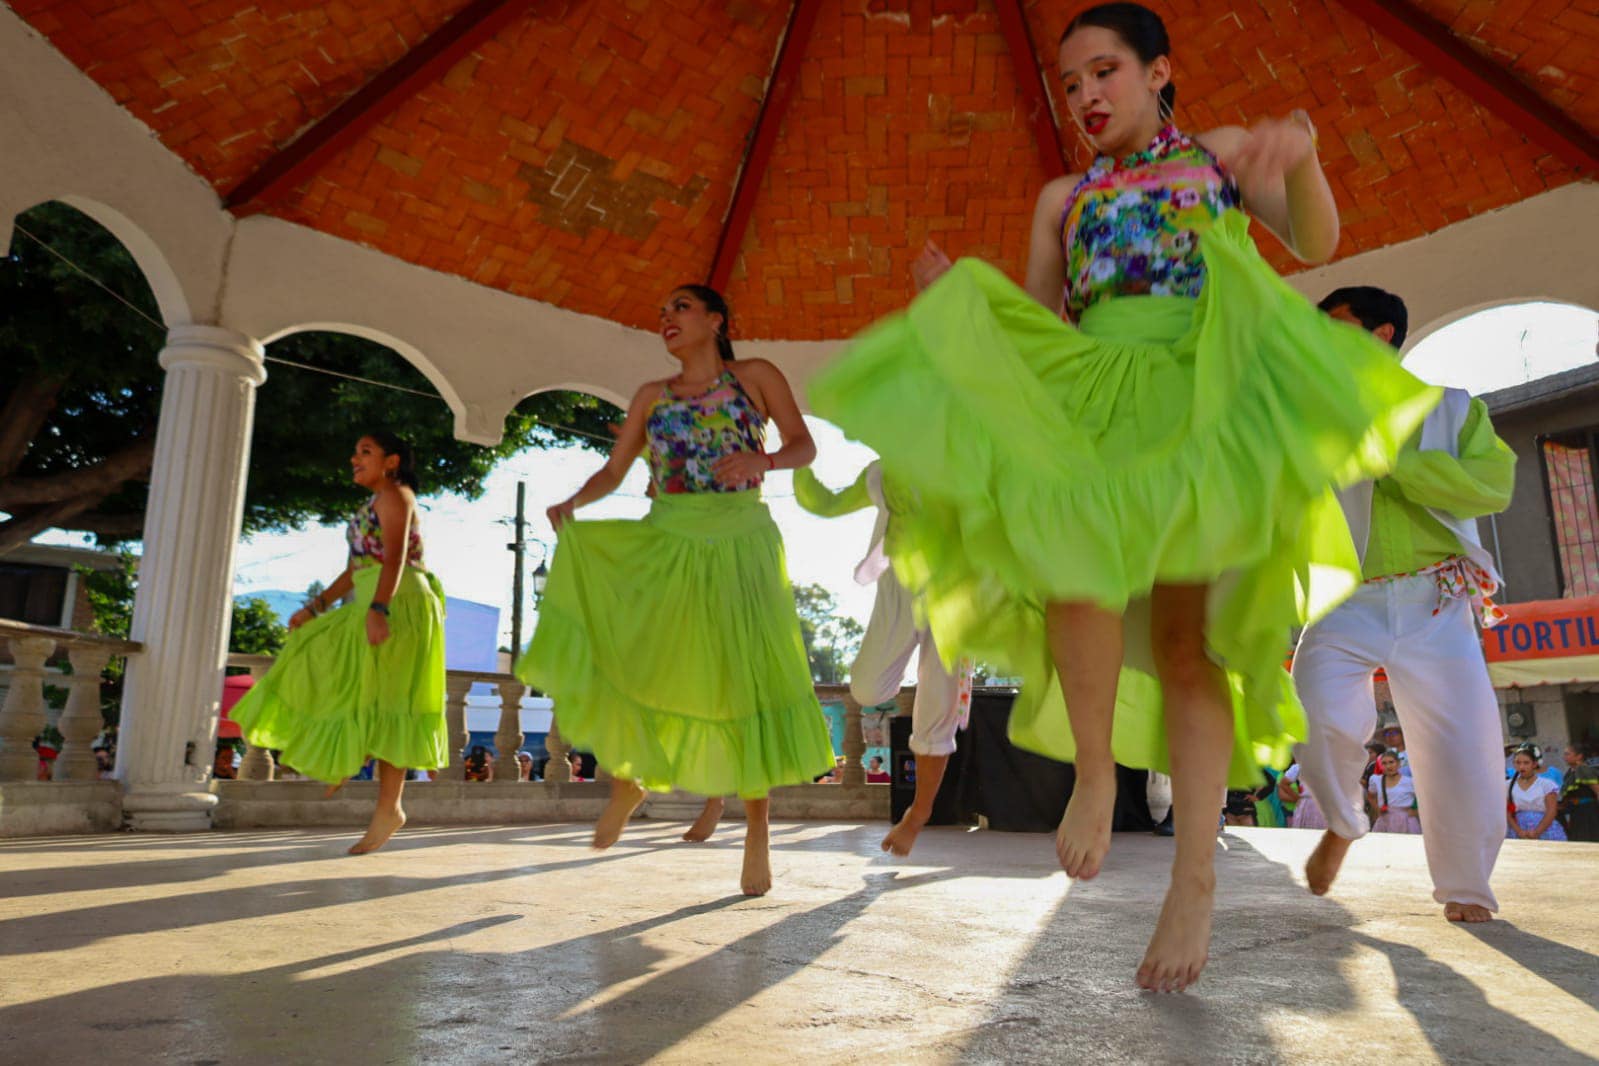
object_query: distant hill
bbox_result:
[234,590,304,625]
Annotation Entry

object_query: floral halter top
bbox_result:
[1059,124,1240,319]
[646,368,767,494]
[347,496,426,571]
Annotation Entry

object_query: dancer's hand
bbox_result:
[1230,113,1317,184]
[713,450,771,487]
[365,610,390,646]
[912,240,953,291]
[547,498,577,531]
[288,607,313,631]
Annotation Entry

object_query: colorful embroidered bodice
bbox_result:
[347,496,426,571]
[646,368,767,494]
[1060,124,1240,319]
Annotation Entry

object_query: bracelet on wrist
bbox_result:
[764,454,777,471]
[368,602,390,616]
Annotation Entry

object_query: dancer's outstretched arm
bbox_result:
[547,381,662,528]
[793,465,873,518]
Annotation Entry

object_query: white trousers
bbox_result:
[1292,574,1504,910]
[850,573,970,756]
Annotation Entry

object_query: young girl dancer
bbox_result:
[809,2,1437,990]
[518,285,835,896]
[231,431,447,854]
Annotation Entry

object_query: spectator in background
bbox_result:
[1559,744,1599,842]
[1360,741,1387,790]
[93,747,113,779]
[464,745,492,783]
[1506,745,1566,841]
[1367,750,1420,834]
[567,753,585,782]
[1378,723,1411,776]
[866,755,891,784]
[213,743,238,781]
[515,752,534,782]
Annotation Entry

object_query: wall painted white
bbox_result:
[3,4,1594,443]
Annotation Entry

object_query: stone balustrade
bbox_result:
[0,618,142,783]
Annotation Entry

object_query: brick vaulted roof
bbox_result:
[12,0,1597,340]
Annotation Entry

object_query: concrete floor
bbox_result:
[1,821,1595,1065]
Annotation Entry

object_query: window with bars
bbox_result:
[1541,432,1599,597]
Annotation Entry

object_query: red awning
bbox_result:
[217,674,253,740]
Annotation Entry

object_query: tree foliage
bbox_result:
[0,201,622,551]
[792,582,865,684]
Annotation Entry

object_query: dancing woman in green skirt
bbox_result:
[811,2,1438,989]
[230,431,447,854]
[518,285,835,896]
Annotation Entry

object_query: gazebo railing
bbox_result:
[0,618,142,783]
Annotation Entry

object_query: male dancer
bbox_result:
[1294,286,1515,922]
[794,462,974,856]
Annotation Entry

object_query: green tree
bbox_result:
[792,583,865,684]
[79,551,138,727]
[0,202,621,552]
[229,597,287,656]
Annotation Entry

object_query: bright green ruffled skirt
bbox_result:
[516,491,835,799]
[229,565,448,784]
[809,211,1440,786]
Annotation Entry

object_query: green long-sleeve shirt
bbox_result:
[1364,396,1515,580]
[792,466,874,518]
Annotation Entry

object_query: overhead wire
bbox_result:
[8,222,618,447]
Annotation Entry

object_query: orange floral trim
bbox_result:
[1365,555,1505,628]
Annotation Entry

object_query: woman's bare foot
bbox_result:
[593,780,646,850]
[682,797,725,842]
[1305,831,1353,896]
[1136,872,1215,993]
[348,806,406,855]
[741,824,772,896]
[881,807,931,857]
[1055,774,1116,878]
[1445,901,1493,923]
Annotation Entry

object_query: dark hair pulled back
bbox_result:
[675,283,736,361]
[1062,3,1176,119]
[364,429,421,491]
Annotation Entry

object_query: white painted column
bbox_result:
[117,326,266,831]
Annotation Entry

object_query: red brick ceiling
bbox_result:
[13,0,1595,340]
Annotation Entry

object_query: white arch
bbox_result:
[258,320,474,441]
[1408,297,1599,353]
[4,195,191,327]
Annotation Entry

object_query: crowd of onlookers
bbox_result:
[1249,723,1599,843]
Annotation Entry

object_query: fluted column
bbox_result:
[494,678,525,768]
[441,675,473,781]
[0,636,55,781]
[55,644,113,782]
[841,691,866,787]
[118,326,266,830]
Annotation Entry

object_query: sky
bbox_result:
[32,300,1599,651]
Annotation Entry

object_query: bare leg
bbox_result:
[594,778,646,850]
[682,796,725,842]
[1137,584,1231,993]
[1045,601,1124,879]
[741,797,772,896]
[348,760,407,855]
[1444,901,1493,923]
[882,754,950,856]
[1305,830,1353,895]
